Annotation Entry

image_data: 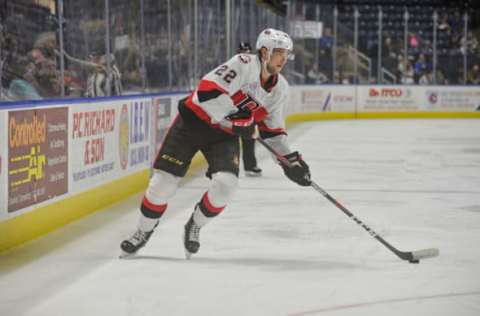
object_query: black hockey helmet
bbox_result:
[237,42,252,53]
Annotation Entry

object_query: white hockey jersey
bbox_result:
[184,53,292,155]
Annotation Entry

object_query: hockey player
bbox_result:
[236,41,262,177]
[120,28,311,259]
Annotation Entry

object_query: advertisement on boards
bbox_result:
[121,98,152,172]
[7,107,68,213]
[70,98,152,194]
[357,86,420,112]
[0,110,6,217]
[423,87,480,111]
[151,97,172,165]
[70,102,117,193]
[296,86,356,113]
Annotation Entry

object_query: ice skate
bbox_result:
[245,166,262,177]
[119,229,154,258]
[183,215,202,260]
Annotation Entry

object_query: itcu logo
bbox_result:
[370,88,403,97]
[429,93,438,104]
[381,88,403,97]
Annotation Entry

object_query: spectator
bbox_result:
[420,39,433,57]
[333,70,340,84]
[467,64,480,85]
[6,78,42,100]
[115,35,142,92]
[85,51,123,97]
[0,24,35,100]
[438,70,446,85]
[409,32,419,50]
[383,51,398,74]
[419,72,431,85]
[397,55,406,81]
[382,36,397,59]
[22,47,60,98]
[427,70,446,85]
[448,10,463,35]
[319,27,334,54]
[403,66,415,84]
[460,31,479,55]
[307,64,328,84]
[438,14,451,35]
[414,54,428,81]
[400,63,415,84]
[33,32,57,60]
[334,70,350,84]
[318,46,333,79]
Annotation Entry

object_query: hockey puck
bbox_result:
[409,259,420,264]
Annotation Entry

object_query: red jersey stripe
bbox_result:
[185,95,215,125]
[231,90,247,104]
[185,95,233,134]
[197,79,228,94]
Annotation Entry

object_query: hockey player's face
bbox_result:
[267,48,289,74]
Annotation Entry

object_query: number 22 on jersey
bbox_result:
[214,65,237,83]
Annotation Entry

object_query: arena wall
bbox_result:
[1,86,479,252]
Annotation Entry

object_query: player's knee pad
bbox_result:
[207,171,238,207]
[145,170,181,205]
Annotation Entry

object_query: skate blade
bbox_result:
[119,251,136,259]
[182,231,192,260]
[245,171,262,177]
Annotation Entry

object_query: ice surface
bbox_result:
[1,119,480,316]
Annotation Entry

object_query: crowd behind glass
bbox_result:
[0,0,479,102]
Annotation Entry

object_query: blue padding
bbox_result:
[0,91,189,109]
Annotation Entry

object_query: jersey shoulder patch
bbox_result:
[237,54,252,64]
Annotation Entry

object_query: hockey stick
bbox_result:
[255,137,439,264]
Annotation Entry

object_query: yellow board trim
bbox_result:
[1,111,479,253]
[356,112,480,119]
[0,154,206,253]
[285,111,480,122]
[0,170,149,252]
[286,112,357,123]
